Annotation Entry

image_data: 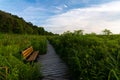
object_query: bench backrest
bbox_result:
[22,46,33,59]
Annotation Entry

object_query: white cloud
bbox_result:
[64,4,68,8]
[23,6,46,12]
[55,4,68,13]
[56,7,63,11]
[15,6,48,25]
[43,1,120,34]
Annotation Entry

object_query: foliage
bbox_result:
[102,29,112,35]
[0,34,47,80]
[48,31,120,80]
[0,10,53,35]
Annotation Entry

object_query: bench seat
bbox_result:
[27,51,39,61]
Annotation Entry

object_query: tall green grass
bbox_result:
[0,34,47,80]
[49,34,120,80]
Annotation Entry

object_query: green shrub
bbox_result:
[49,34,120,80]
[0,34,47,80]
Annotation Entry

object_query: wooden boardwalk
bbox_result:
[37,42,69,80]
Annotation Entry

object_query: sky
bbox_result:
[0,0,120,34]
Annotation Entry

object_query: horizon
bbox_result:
[0,0,120,34]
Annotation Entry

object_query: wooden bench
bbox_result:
[22,46,39,62]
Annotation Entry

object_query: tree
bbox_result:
[0,10,53,35]
[63,31,72,34]
[74,30,84,35]
[90,32,96,35]
[38,27,45,35]
[102,29,112,35]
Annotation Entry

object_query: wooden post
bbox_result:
[0,66,8,79]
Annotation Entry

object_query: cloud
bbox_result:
[56,6,63,11]
[54,4,68,13]
[43,1,120,34]
[64,4,68,8]
[15,6,49,25]
[23,6,46,12]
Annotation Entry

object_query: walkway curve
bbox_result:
[37,42,69,80]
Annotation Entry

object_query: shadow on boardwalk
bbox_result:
[37,42,69,80]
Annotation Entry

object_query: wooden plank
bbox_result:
[37,43,69,79]
[27,51,39,61]
[22,46,32,55]
[24,48,33,58]
[22,46,33,59]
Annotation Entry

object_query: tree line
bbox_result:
[0,10,53,35]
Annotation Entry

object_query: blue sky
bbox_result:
[0,0,120,34]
